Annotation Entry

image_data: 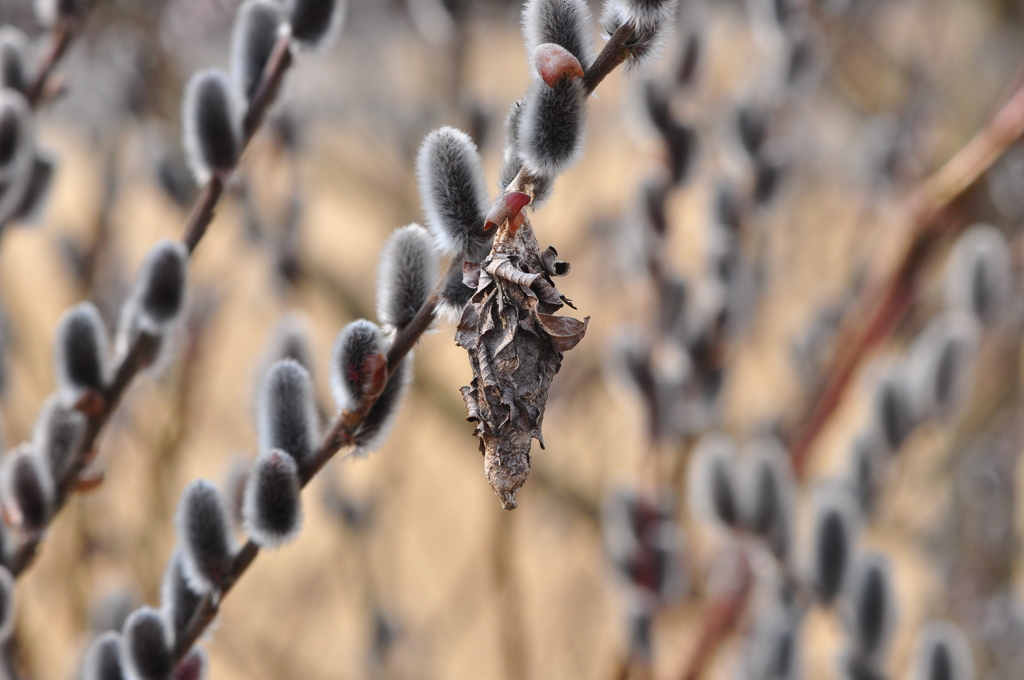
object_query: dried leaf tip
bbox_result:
[231,0,285,103]
[81,632,126,680]
[55,301,109,397]
[257,359,319,466]
[121,607,174,680]
[376,224,439,331]
[287,0,346,50]
[244,449,303,548]
[174,480,237,594]
[182,69,242,185]
[416,126,491,258]
[522,0,596,73]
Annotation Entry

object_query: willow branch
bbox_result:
[6,33,298,579]
[787,76,1024,479]
[25,21,75,107]
[584,23,636,95]
[169,24,646,662]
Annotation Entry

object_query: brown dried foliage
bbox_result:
[456,209,587,509]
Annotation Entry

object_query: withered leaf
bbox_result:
[454,214,587,509]
[536,314,589,352]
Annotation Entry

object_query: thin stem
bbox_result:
[25,22,74,107]
[5,34,299,580]
[675,551,752,680]
[787,76,1024,479]
[584,24,636,95]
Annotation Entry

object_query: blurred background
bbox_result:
[2,0,1024,679]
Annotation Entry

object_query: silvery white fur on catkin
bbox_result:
[330,320,384,415]
[519,76,587,177]
[182,69,242,185]
[415,126,490,258]
[376,224,439,330]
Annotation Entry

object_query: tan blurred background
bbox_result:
[2,0,1024,679]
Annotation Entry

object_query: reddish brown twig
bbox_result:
[25,22,75,107]
[5,32,298,579]
[676,551,753,680]
[788,76,1024,479]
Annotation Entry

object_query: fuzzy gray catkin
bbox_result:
[376,224,439,330]
[55,301,109,396]
[231,0,285,102]
[3,445,54,532]
[243,449,303,548]
[257,359,319,466]
[0,27,28,94]
[846,553,895,662]
[160,549,204,637]
[911,622,974,680]
[873,368,916,454]
[687,434,739,528]
[32,394,86,476]
[174,480,237,593]
[944,224,1012,327]
[133,239,189,333]
[740,437,793,558]
[0,566,12,642]
[121,607,174,680]
[287,0,345,50]
[810,484,859,605]
[415,126,491,258]
[15,149,57,223]
[182,69,241,185]
[498,99,553,201]
[519,74,587,177]
[82,632,126,680]
[600,0,678,70]
[905,312,978,421]
[521,0,596,72]
[0,89,32,183]
[330,320,384,413]
[351,356,411,454]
